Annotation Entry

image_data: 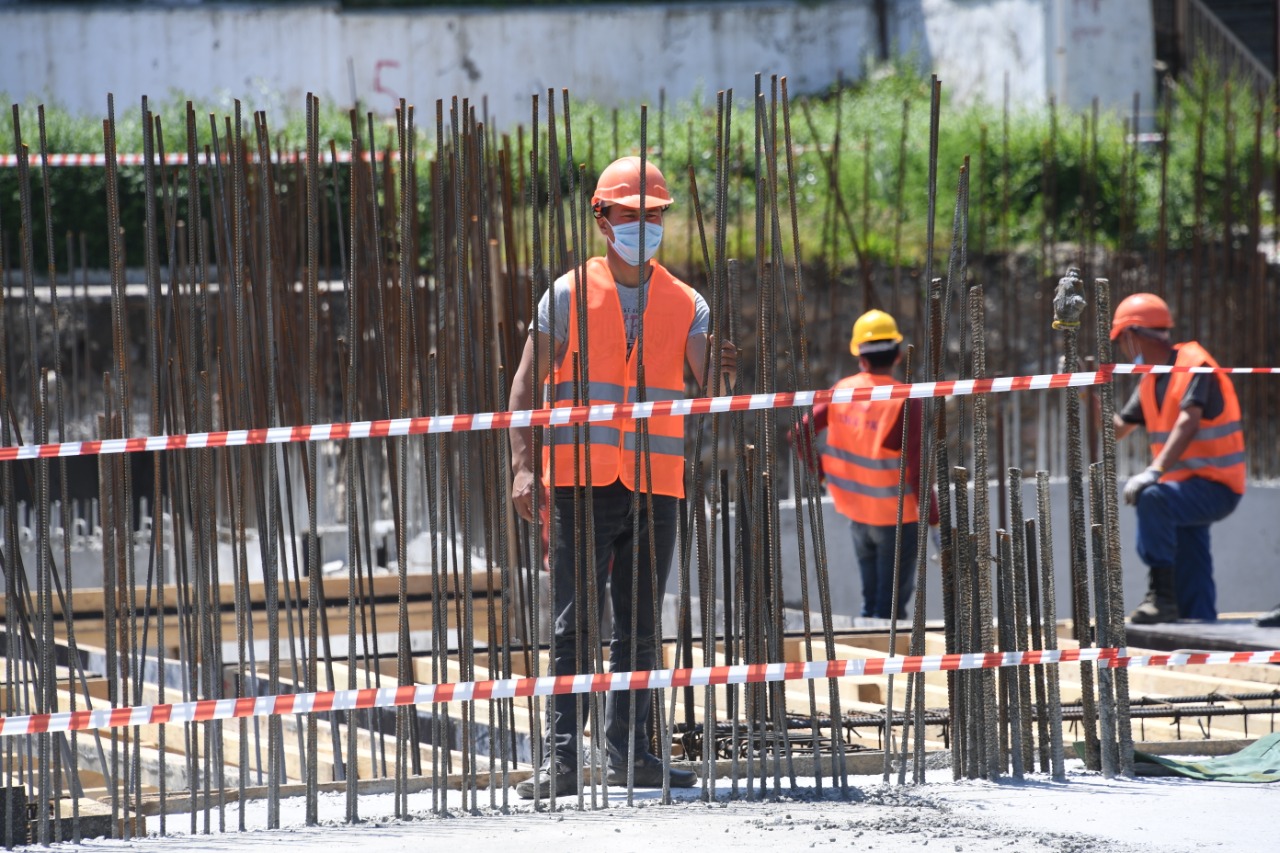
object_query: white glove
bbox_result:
[930,526,942,562]
[1123,467,1162,505]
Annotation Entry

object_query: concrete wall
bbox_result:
[1,1,1152,125]
[768,480,1280,624]
[1045,0,1157,119]
[895,0,1049,109]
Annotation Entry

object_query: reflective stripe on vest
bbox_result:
[823,445,900,470]
[1168,450,1247,473]
[627,386,684,403]
[542,257,697,497]
[549,424,622,447]
[1139,341,1246,495]
[1148,420,1242,444]
[547,379,626,404]
[820,372,918,525]
[823,473,902,500]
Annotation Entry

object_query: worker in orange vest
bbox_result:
[508,156,737,798]
[794,309,935,620]
[1111,293,1245,624]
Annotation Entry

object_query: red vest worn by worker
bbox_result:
[821,372,917,526]
[542,257,697,498]
[1138,341,1246,495]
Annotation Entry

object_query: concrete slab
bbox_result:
[1124,616,1280,654]
[754,481,1280,627]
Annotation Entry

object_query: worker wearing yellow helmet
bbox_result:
[794,309,935,620]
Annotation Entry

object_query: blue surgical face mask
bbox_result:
[607,220,663,266]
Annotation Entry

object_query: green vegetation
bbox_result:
[1,62,1273,273]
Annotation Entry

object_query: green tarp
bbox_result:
[1133,733,1280,783]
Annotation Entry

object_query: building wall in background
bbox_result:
[1,1,1153,124]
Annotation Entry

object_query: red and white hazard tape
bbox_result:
[0,151,395,168]
[0,364,1276,464]
[2,646,1276,737]
[1115,364,1280,375]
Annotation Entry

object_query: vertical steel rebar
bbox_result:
[1034,472,1067,781]
[1092,277,1134,775]
[1051,267,1101,770]
[1089,464,1118,779]
[1007,469,1035,771]
[968,285,1000,780]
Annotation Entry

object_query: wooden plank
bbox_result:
[36,594,503,651]
[0,571,501,619]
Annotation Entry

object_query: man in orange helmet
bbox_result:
[792,309,937,620]
[508,156,736,798]
[1111,293,1245,624]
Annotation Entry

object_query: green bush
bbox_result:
[2,61,1273,275]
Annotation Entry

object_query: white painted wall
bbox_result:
[895,0,1050,108]
[1047,0,1157,119]
[0,1,1152,125]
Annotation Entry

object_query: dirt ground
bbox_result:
[45,757,1274,853]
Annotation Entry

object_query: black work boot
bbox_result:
[607,754,697,789]
[1128,568,1179,625]
[1256,604,1280,628]
[515,761,581,800]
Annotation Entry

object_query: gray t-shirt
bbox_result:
[1119,350,1225,426]
[535,276,710,361]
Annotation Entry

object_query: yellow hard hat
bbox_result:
[850,309,903,356]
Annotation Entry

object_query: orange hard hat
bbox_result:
[592,156,673,213]
[1110,293,1173,340]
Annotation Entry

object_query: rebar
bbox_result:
[0,79,1275,837]
[968,285,1001,780]
[1092,276,1134,775]
[1008,469,1035,772]
[1051,267,1101,771]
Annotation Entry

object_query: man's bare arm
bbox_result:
[685,333,738,395]
[1113,413,1139,441]
[509,330,554,521]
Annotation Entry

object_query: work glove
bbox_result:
[929,525,942,562]
[788,420,824,481]
[1123,467,1162,506]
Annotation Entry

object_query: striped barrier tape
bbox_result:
[0,151,395,168]
[1,363,1276,464]
[2,646,1277,737]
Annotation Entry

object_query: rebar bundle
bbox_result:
[0,74,1277,840]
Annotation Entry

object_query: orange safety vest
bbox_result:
[1139,341,1246,495]
[542,257,697,498]
[821,372,917,526]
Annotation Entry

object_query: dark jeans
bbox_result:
[1134,477,1241,621]
[546,480,678,769]
[851,520,918,620]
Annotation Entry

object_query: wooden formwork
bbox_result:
[4,592,1279,815]
[0,571,507,657]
